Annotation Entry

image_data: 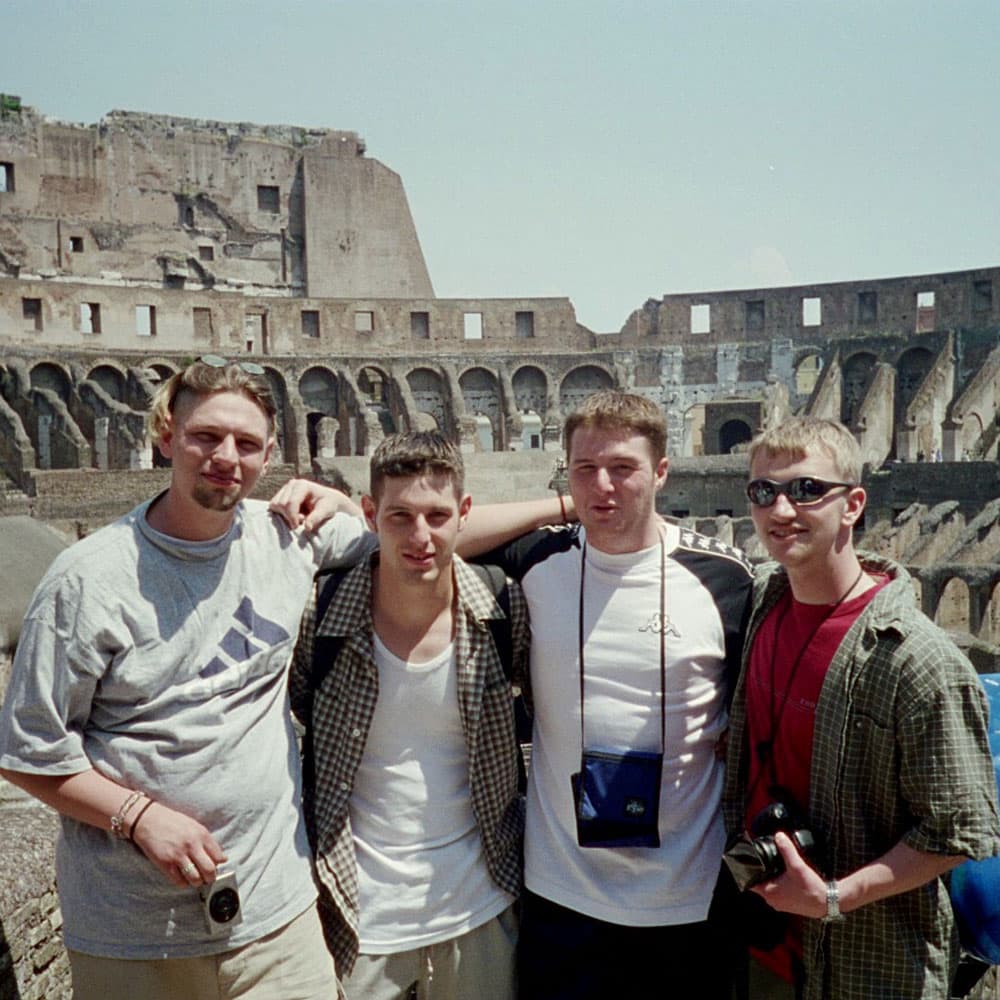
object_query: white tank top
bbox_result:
[350,633,511,953]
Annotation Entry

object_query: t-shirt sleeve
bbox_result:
[473,525,581,581]
[0,591,107,776]
[310,512,377,571]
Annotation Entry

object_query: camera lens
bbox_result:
[209,887,241,924]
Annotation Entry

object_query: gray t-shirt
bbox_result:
[0,498,371,959]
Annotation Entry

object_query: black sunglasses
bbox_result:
[198,354,266,376]
[746,477,855,507]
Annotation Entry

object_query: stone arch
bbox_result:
[559,365,614,416]
[459,367,502,451]
[299,366,340,461]
[982,579,1000,645]
[29,362,72,398]
[262,366,291,465]
[407,367,447,433]
[358,365,396,437]
[896,347,935,414]
[935,575,970,632]
[841,352,878,425]
[512,365,548,415]
[86,363,128,402]
[794,352,823,397]
[718,419,753,454]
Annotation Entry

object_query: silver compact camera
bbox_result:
[199,868,242,936]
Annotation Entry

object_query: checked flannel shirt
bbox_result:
[724,554,999,1000]
[289,553,530,978]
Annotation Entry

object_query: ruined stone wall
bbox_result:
[623,266,1000,345]
[0,103,430,300]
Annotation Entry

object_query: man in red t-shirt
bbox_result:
[723,416,998,1000]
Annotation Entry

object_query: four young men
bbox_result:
[0,364,996,1000]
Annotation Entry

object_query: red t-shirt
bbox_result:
[743,575,889,981]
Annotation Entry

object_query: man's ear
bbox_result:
[361,494,378,532]
[457,493,472,529]
[843,485,867,526]
[156,417,175,462]
[262,436,275,475]
[654,456,669,491]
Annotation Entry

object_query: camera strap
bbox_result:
[752,564,866,799]
[578,529,667,754]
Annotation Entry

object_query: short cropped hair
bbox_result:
[748,416,862,484]
[369,431,465,502]
[147,359,277,445]
[563,390,667,462]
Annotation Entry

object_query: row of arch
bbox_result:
[6,356,622,472]
[920,572,1000,645]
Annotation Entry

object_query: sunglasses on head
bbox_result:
[746,477,855,507]
[198,354,266,376]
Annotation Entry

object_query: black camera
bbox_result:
[723,801,819,892]
[199,868,243,936]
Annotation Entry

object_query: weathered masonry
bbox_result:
[1,96,999,490]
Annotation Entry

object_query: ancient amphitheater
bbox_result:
[1,94,999,996]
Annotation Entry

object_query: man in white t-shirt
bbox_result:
[484,391,753,999]
[289,431,531,1000]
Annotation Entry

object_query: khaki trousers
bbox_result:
[342,905,518,1000]
[68,902,338,1000]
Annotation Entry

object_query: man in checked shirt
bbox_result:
[288,431,530,1000]
[723,416,999,1000]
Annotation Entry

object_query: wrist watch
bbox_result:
[822,879,846,923]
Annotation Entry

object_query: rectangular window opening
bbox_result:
[193,307,213,340]
[244,313,267,354]
[858,291,878,325]
[463,312,484,340]
[135,305,156,337]
[916,290,936,333]
[198,245,215,262]
[745,300,764,332]
[301,310,320,339]
[354,310,374,334]
[80,302,101,334]
[256,185,280,213]
[802,296,822,327]
[22,297,42,331]
[70,236,84,253]
[410,311,430,339]
[0,162,13,193]
[690,304,710,335]
[973,280,993,312]
[516,310,535,338]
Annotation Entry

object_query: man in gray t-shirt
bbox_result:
[0,358,366,1000]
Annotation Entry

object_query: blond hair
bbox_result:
[748,416,861,484]
[147,359,276,445]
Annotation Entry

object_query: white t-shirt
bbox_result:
[495,522,752,927]
[351,634,511,952]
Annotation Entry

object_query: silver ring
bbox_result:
[181,861,198,878]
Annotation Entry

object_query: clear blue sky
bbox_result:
[4,0,999,332]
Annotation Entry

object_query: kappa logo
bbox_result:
[638,611,681,638]
[624,797,647,818]
[199,596,290,679]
